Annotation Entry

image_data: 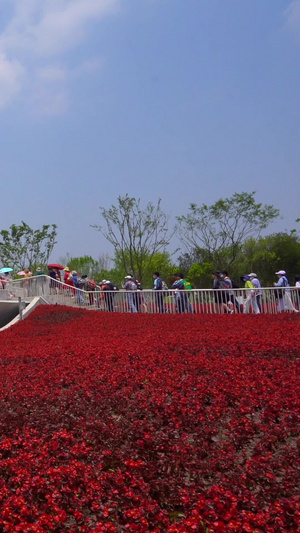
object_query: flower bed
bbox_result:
[0,306,299,532]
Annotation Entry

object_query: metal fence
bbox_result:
[3,275,299,314]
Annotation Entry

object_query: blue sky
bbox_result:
[0,0,299,263]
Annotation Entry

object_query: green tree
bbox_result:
[236,233,300,286]
[112,250,175,288]
[59,254,99,278]
[93,195,175,283]
[187,262,215,288]
[177,192,279,269]
[0,221,57,272]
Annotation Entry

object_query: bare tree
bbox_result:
[97,253,112,272]
[92,195,174,283]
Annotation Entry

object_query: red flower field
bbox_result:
[0,306,299,532]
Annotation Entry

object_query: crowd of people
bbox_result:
[213,270,299,314]
[0,265,299,314]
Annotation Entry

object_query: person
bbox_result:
[48,267,58,294]
[63,267,75,296]
[274,270,299,313]
[274,270,288,313]
[241,275,260,314]
[248,273,262,312]
[135,279,148,312]
[172,273,190,313]
[294,275,300,309]
[3,271,13,298]
[222,271,242,313]
[103,280,117,312]
[23,269,32,296]
[153,272,166,313]
[71,271,85,304]
[212,272,233,314]
[63,267,71,284]
[81,275,95,305]
[182,278,194,313]
[123,275,138,313]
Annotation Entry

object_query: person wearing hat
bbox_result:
[63,267,71,284]
[103,280,117,312]
[248,273,262,312]
[274,270,288,312]
[212,272,233,314]
[240,275,260,314]
[123,275,138,313]
[274,271,299,313]
[63,266,75,297]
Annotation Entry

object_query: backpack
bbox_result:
[217,278,229,290]
[127,280,137,290]
[231,279,239,289]
[183,280,192,290]
[77,277,85,288]
[161,280,168,292]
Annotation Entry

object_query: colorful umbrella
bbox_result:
[47,264,65,270]
[17,271,32,276]
[0,267,13,273]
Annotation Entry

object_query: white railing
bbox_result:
[5,276,299,314]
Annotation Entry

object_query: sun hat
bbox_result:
[125,275,132,279]
[101,279,107,283]
[64,267,70,271]
[275,270,286,275]
[105,280,111,284]
[248,273,257,278]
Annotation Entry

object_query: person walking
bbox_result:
[274,270,299,313]
[71,271,85,304]
[222,271,242,313]
[172,273,190,313]
[294,275,300,309]
[241,275,260,314]
[103,280,116,312]
[153,272,166,313]
[248,273,262,312]
[213,272,233,314]
[123,275,138,313]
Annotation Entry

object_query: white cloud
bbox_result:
[0,52,25,108]
[0,0,120,114]
[1,0,120,57]
[285,0,300,34]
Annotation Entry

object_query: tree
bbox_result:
[187,262,215,289]
[112,250,175,288]
[236,233,300,286]
[177,192,279,269]
[0,222,57,271]
[92,196,175,283]
[59,254,99,278]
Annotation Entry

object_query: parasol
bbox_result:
[47,264,65,270]
[0,267,13,273]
